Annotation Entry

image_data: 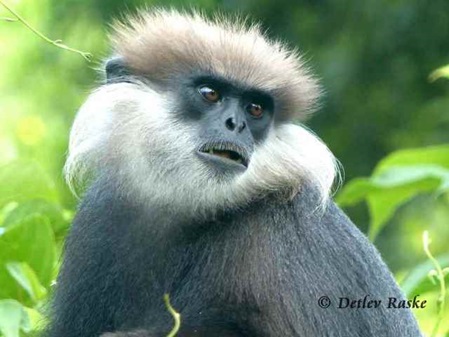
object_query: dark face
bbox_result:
[104,58,275,174]
[173,73,275,173]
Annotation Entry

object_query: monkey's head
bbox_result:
[65,10,340,218]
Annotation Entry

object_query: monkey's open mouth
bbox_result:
[198,142,249,167]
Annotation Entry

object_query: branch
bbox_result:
[0,0,92,61]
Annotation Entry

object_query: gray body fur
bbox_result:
[47,177,422,336]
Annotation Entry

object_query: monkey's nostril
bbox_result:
[225,117,236,131]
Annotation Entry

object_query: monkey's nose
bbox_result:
[225,117,246,133]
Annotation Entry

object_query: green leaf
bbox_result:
[337,166,445,239]
[2,199,68,234]
[335,178,377,206]
[366,183,437,240]
[6,262,48,303]
[22,306,45,332]
[0,215,55,303]
[0,202,18,225]
[372,165,449,187]
[0,160,58,209]
[337,145,449,239]
[0,299,27,337]
[366,165,449,239]
[374,145,449,174]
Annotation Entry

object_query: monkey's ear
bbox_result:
[105,56,130,83]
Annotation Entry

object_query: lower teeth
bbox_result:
[204,149,243,164]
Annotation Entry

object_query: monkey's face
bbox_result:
[64,11,339,218]
[171,73,275,177]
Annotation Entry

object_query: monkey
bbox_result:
[45,9,423,337]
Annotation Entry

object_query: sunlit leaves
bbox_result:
[0,215,55,302]
[0,300,26,337]
[0,159,62,337]
[0,161,58,209]
[337,145,449,239]
[6,262,48,303]
[2,199,69,234]
[0,300,42,337]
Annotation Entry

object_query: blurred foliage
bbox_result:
[0,0,448,336]
[337,145,449,240]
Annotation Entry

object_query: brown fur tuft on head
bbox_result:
[111,9,321,120]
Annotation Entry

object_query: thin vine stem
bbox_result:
[423,231,447,337]
[0,0,92,61]
[164,294,181,337]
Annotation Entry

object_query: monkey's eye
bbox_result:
[198,86,221,103]
[247,103,264,118]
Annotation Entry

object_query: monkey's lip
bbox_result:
[198,142,249,168]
